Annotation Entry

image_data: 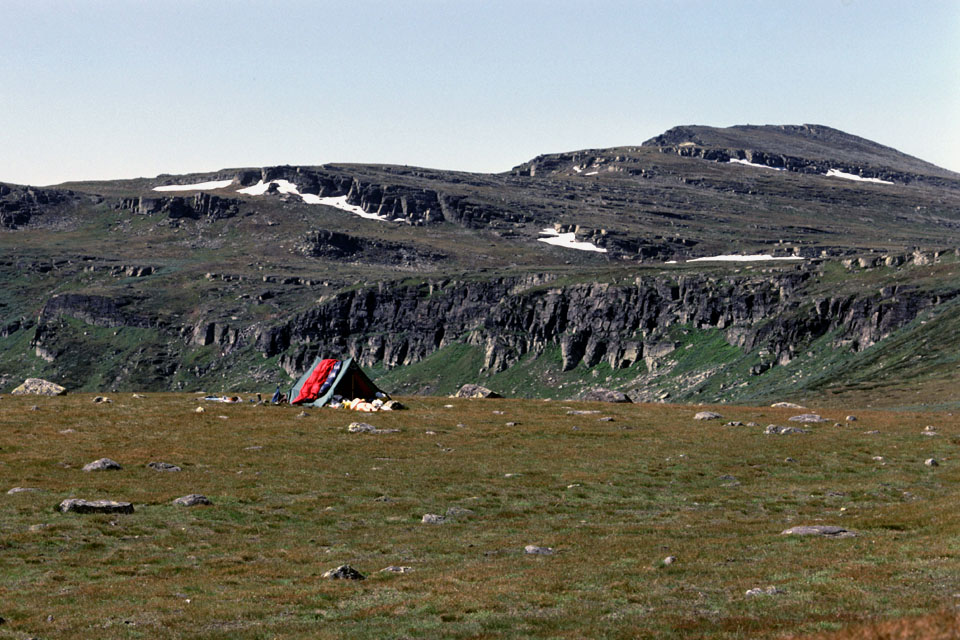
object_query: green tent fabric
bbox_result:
[288,357,385,407]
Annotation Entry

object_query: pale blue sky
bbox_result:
[2,0,958,186]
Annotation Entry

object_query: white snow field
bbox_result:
[537,228,607,253]
[825,168,894,184]
[236,180,394,221]
[728,159,783,170]
[686,254,804,262]
[153,179,234,192]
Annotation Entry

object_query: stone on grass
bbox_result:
[194,406,205,413]
[505,422,519,427]
[925,458,940,467]
[382,400,405,410]
[846,415,857,422]
[455,384,501,399]
[764,424,808,435]
[57,499,134,514]
[296,411,309,418]
[7,487,42,494]
[132,393,145,399]
[580,388,631,403]
[781,525,856,538]
[524,545,555,555]
[147,462,181,472]
[724,421,743,427]
[322,564,365,580]
[380,565,413,573]
[694,411,722,421]
[567,410,600,415]
[421,513,446,524]
[746,586,784,597]
[173,494,212,507]
[788,413,827,423]
[92,396,112,404]
[771,402,805,409]
[83,458,122,472]
[663,555,677,565]
[11,378,66,396]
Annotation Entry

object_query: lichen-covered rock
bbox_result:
[83,458,122,472]
[788,413,828,423]
[764,424,808,435]
[694,411,722,421]
[11,378,66,396]
[57,499,134,514]
[524,545,555,555]
[421,513,446,524]
[322,564,365,580]
[147,462,182,472]
[455,384,501,399]
[173,494,212,507]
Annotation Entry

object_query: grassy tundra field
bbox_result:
[2,394,960,639]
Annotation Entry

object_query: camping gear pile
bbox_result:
[288,358,391,411]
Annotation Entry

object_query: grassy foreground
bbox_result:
[2,394,960,639]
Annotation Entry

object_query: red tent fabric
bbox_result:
[291,358,338,405]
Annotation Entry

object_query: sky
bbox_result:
[2,0,958,186]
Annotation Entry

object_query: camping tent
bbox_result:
[289,357,386,407]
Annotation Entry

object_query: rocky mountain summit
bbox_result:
[2,124,960,406]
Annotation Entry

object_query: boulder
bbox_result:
[580,388,631,403]
[11,378,66,396]
[694,411,722,421]
[455,384,501,399]
[82,458,122,472]
[781,525,856,538]
[322,564,366,580]
[173,494,212,507]
[421,513,446,524]
[771,402,805,409]
[56,499,134,514]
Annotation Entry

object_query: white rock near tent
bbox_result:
[11,378,67,396]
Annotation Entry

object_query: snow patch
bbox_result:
[153,179,234,192]
[686,254,804,263]
[538,228,607,253]
[825,168,893,184]
[236,180,394,221]
[728,159,783,171]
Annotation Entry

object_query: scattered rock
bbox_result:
[92,396,112,404]
[864,430,880,435]
[872,456,885,462]
[29,405,39,411]
[719,474,740,487]
[663,555,677,565]
[7,487,42,494]
[455,384,501,399]
[764,424,808,435]
[421,513,446,524]
[781,525,856,538]
[147,462,181,472]
[788,414,827,423]
[925,458,940,467]
[504,473,520,478]
[771,402,805,409]
[694,411,722,420]
[296,411,309,418]
[746,421,760,427]
[580,388,631,403]
[322,564,365,580]
[524,545,554,555]
[505,422,519,427]
[724,421,743,427]
[194,406,205,413]
[746,586,784,597]
[784,457,796,463]
[382,400,405,410]
[132,393,145,399]
[57,499,134,514]
[846,415,857,422]
[11,378,67,396]
[567,410,600,415]
[380,565,413,573]
[373,495,394,502]
[173,494,212,507]
[83,458,122,472]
